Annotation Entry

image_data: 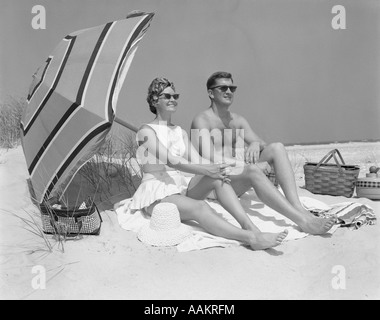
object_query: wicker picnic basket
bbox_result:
[39,198,102,236]
[303,149,360,197]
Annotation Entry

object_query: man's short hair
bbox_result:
[206,71,233,90]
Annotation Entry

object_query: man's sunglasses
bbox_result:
[209,85,237,93]
[159,93,180,100]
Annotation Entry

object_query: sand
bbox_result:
[0,142,379,300]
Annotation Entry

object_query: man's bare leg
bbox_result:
[229,164,336,235]
[259,142,310,214]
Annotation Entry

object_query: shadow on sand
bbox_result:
[27,162,141,212]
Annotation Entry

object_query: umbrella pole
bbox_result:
[114,117,138,133]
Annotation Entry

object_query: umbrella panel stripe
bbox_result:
[76,22,113,104]
[108,14,154,118]
[28,23,114,176]
[32,109,109,201]
[24,25,110,166]
[78,22,119,121]
[107,19,143,117]
[28,102,79,174]
[110,32,146,115]
[45,123,112,200]
[23,36,76,135]
[80,18,143,122]
[26,90,78,175]
[21,46,69,133]
[22,87,73,168]
[31,108,104,179]
[27,57,52,102]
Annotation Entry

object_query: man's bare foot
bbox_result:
[299,216,336,235]
[248,229,288,250]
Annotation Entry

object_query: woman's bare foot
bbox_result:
[248,229,288,250]
[298,215,336,235]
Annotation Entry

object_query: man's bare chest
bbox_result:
[209,122,240,149]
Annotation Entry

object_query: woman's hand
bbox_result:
[204,162,232,184]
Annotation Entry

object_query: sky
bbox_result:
[1,0,379,145]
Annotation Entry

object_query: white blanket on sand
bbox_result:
[115,189,375,252]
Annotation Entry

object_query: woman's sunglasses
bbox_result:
[209,85,237,93]
[159,93,180,100]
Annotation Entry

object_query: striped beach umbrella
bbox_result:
[21,11,154,204]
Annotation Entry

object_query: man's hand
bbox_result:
[245,141,261,164]
[255,161,272,175]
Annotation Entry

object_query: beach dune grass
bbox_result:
[66,128,142,210]
[0,97,26,149]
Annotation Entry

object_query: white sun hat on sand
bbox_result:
[137,203,192,247]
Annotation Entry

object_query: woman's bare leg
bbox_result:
[187,175,259,232]
[160,194,288,250]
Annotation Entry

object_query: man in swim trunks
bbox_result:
[191,71,336,235]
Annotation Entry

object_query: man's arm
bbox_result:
[238,115,267,163]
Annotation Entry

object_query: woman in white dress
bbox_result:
[129,77,288,250]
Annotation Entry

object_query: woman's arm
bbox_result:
[181,129,210,164]
[137,126,230,180]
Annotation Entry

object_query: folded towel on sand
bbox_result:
[303,200,376,230]
[115,189,376,252]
